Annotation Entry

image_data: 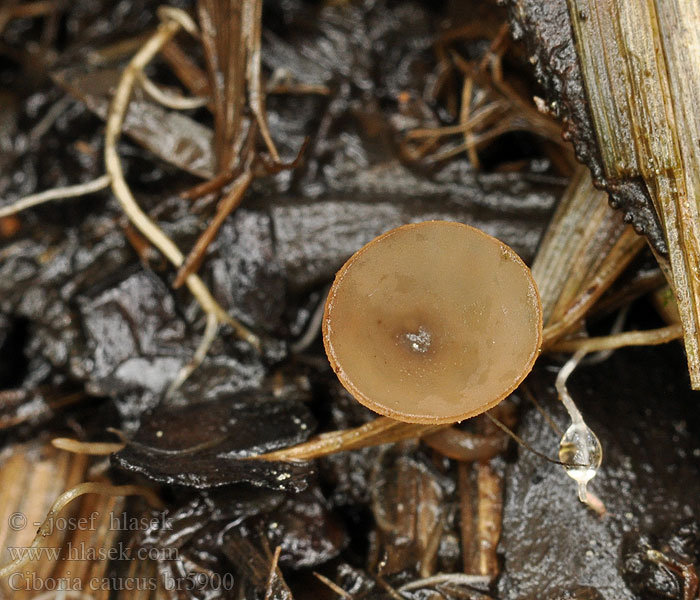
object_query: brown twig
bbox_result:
[476,461,502,579]
[458,462,476,574]
[173,169,253,287]
[313,572,353,599]
[102,7,260,349]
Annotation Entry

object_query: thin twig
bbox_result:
[398,573,491,592]
[374,575,404,600]
[102,8,259,349]
[522,384,563,437]
[51,438,125,455]
[313,572,353,600]
[138,71,209,110]
[458,462,476,574]
[0,482,162,579]
[173,169,253,287]
[165,311,218,397]
[0,174,111,219]
[484,412,584,468]
[405,101,507,140]
[263,546,283,600]
[550,323,683,354]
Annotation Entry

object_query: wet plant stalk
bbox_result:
[567,0,700,387]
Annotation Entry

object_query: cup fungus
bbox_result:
[323,220,543,424]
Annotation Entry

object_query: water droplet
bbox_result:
[559,422,602,502]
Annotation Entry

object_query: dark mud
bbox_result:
[500,343,700,599]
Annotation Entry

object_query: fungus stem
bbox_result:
[582,304,629,365]
[0,174,112,219]
[290,285,330,353]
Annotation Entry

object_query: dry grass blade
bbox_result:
[254,417,445,462]
[533,167,645,347]
[173,169,252,287]
[568,0,700,387]
[198,0,247,171]
[532,167,621,324]
[264,546,293,600]
[549,323,683,354]
[0,440,163,597]
[0,481,162,579]
[103,7,260,349]
[397,573,491,593]
[313,572,353,599]
[475,461,501,578]
[51,438,126,455]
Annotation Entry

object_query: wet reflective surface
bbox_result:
[324,221,542,423]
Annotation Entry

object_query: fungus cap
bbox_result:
[323,220,542,424]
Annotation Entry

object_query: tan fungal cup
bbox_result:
[323,221,543,424]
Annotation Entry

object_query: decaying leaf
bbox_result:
[53,67,216,179]
[506,0,700,387]
[533,166,645,345]
[112,392,316,491]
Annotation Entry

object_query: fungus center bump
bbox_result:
[399,326,433,354]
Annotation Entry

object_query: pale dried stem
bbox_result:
[551,323,682,354]
[460,76,480,169]
[165,311,218,398]
[51,438,126,456]
[476,461,501,579]
[137,71,209,110]
[245,0,279,162]
[312,572,353,600]
[398,573,491,592]
[255,417,444,462]
[0,482,162,579]
[0,174,111,219]
[103,9,260,349]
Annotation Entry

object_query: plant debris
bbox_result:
[1,0,700,598]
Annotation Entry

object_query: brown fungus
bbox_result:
[323,221,543,424]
